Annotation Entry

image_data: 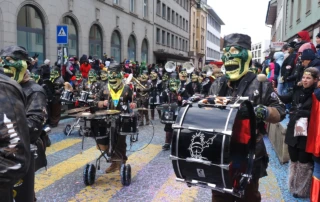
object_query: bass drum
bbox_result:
[171,101,256,198]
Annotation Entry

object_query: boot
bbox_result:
[145,111,150,125]
[105,161,121,173]
[288,161,298,194]
[157,110,162,119]
[293,162,313,198]
[151,109,155,120]
[163,132,173,150]
[139,110,144,126]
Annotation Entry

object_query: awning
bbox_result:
[153,51,191,61]
[265,0,277,25]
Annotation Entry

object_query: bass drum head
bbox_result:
[172,105,252,191]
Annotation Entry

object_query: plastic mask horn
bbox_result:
[221,46,252,81]
[179,70,188,81]
[169,79,180,92]
[108,71,123,90]
[2,56,27,83]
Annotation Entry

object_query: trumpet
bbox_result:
[132,77,146,89]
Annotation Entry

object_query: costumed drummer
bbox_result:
[136,71,151,126]
[149,68,162,120]
[94,64,135,173]
[202,33,285,202]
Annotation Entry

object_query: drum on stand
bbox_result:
[119,113,138,135]
[78,91,89,103]
[60,90,74,103]
[170,100,256,198]
[157,103,179,124]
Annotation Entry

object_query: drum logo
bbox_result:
[188,132,217,160]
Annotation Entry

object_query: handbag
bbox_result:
[294,117,308,137]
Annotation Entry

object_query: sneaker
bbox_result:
[162,143,170,151]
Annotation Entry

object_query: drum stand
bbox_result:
[81,116,132,187]
[64,117,83,136]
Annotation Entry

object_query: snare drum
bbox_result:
[60,90,73,102]
[78,91,89,103]
[119,113,138,135]
[158,103,179,124]
[171,101,256,198]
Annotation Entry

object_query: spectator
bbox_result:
[65,57,75,81]
[316,32,320,58]
[274,52,284,94]
[73,57,80,72]
[41,59,51,81]
[296,30,316,52]
[79,54,88,65]
[80,60,91,79]
[280,41,297,95]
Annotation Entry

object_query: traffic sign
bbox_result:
[57,25,68,44]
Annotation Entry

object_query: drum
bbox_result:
[157,103,179,124]
[171,101,256,198]
[119,113,138,135]
[89,110,121,138]
[78,91,89,103]
[60,90,73,102]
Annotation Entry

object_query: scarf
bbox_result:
[108,84,124,107]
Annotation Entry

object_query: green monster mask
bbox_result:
[88,70,97,83]
[169,78,180,92]
[162,73,169,82]
[108,70,123,90]
[139,73,149,82]
[100,70,108,81]
[140,61,147,75]
[50,70,60,82]
[191,73,198,82]
[221,33,252,81]
[75,72,82,81]
[0,46,29,83]
[198,75,204,83]
[31,73,40,83]
[179,70,188,81]
[150,71,158,81]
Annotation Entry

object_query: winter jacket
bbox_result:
[281,52,297,82]
[80,63,91,78]
[267,62,275,82]
[274,52,284,83]
[279,85,315,149]
[297,31,316,52]
[40,64,51,81]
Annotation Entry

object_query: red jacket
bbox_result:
[80,64,91,78]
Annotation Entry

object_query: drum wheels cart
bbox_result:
[81,111,138,187]
[64,118,84,136]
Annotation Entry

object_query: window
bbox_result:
[171,10,175,24]
[183,18,185,30]
[186,0,189,10]
[179,38,182,50]
[171,34,174,48]
[141,39,148,62]
[290,0,294,26]
[162,3,166,19]
[182,39,185,51]
[196,40,198,49]
[111,30,121,63]
[186,41,188,51]
[306,0,311,13]
[17,6,46,63]
[89,24,103,58]
[156,0,161,15]
[128,35,136,61]
[175,36,178,49]
[186,20,188,32]
[143,0,148,18]
[162,30,165,44]
[176,13,179,25]
[180,16,182,27]
[297,0,301,20]
[167,32,170,46]
[167,7,170,21]
[156,28,160,43]
[113,0,119,5]
[192,33,195,48]
[196,19,199,28]
[130,0,135,12]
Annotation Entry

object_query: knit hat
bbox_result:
[301,49,316,61]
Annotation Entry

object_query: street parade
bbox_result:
[2,0,320,201]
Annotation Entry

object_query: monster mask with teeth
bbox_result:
[107,64,123,90]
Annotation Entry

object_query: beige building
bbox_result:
[153,0,190,65]
[189,0,208,70]
[0,0,155,64]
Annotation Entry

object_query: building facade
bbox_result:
[1,0,156,64]
[206,7,224,63]
[153,0,190,66]
[251,40,271,63]
[189,0,208,70]
[266,0,320,44]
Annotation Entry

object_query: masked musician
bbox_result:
[149,68,162,120]
[189,72,201,95]
[202,33,285,202]
[178,67,191,102]
[0,46,48,202]
[136,71,150,126]
[0,53,30,202]
[94,64,135,173]
[48,67,64,127]
[162,72,169,90]
[160,76,183,150]
[201,65,214,96]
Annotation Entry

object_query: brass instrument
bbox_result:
[132,77,146,89]
[165,61,176,73]
[183,62,195,84]
[203,64,213,77]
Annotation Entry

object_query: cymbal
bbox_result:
[135,107,150,111]
[70,112,94,118]
[65,107,90,114]
[95,110,121,116]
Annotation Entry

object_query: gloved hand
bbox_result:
[254,105,269,121]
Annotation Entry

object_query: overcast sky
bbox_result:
[207,0,271,44]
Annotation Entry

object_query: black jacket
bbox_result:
[281,52,297,82]
[209,72,286,179]
[279,85,315,149]
[0,74,30,195]
[40,65,51,81]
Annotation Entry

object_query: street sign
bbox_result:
[56,25,68,44]
[270,42,286,50]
